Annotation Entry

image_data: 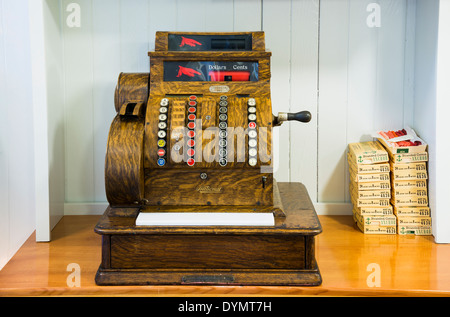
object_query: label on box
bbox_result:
[391,162,427,172]
[347,154,390,173]
[393,187,428,198]
[392,179,427,189]
[394,206,431,217]
[397,225,432,235]
[391,196,428,206]
[352,196,391,207]
[356,221,397,234]
[391,169,428,181]
[397,216,432,226]
[389,152,428,163]
[355,206,394,215]
[355,213,397,226]
[348,142,389,165]
[350,181,391,199]
[355,181,391,190]
[349,166,390,183]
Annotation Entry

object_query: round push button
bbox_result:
[248,114,257,121]
[158,130,167,138]
[189,100,197,106]
[188,122,196,130]
[158,122,167,129]
[187,158,195,166]
[249,158,257,166]
[189,95,197,101]
[157,158,166,166]
[248,122,257,129]
[219,122,227,129]
[188,114,196,121]
[187,130,195,138]
[187,148,195,157]
[157,149,166,157]
[248,130,257,138]
[187,139,195,147]
[157,139,166,148]
[248,139,257,147]
[188,107,196,113]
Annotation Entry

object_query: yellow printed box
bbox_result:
[390,167,428,181]
[389,152,428,164]
[397,216,432,226]
[350,181,391,199]
[391,179,427,189]
[394,206,431,217]
[349,166,390,183]
[354,205,394,216]
[350,188,391,207]
[355,181,391,191]
[356,221,397,234]
[392,188,428,198]
[390,162,427,172]
[391,196,428,207]
[354,212,397,227]
[348,142,389,165]
[347,153,390,174]
[397,225,432,236]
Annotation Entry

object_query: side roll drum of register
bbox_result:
[95,32,322,286]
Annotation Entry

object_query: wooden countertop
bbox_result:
[0,214,449,296]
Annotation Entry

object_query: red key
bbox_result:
[188,114,196,121]
[187,139,195,147]
[188,122,196,129]
[188,107,196,113]
[157,149,165,157]
[187,130,195,138]
[187,158,195,166]
[189,95,197,101]
[189,100,197,106]
[249,122,257,129]
[187,148,195,156]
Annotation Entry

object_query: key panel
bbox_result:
[145,95,270,169]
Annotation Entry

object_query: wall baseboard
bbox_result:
[64,202,353,216]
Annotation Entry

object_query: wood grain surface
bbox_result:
[1,208,448,295]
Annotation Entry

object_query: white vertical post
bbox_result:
[29,0,50,242]
[435,0,450,243]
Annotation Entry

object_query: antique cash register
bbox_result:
[94,32,322,286]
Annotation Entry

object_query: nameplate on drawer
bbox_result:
[181,275,235,284]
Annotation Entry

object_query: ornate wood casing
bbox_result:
[96,32,322,286]
[105,31,280,213]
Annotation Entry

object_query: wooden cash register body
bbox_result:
[94,32,322,286]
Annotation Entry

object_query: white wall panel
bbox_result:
[52,0,417,215]
[0,0,37,267]
[62,0,95,203]
[289,0,319,202]
[263,0,292,182]
[318,0,350,203]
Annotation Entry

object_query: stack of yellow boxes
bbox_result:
[376,129,432,236]
[348,141,396,234]
[389,151,432,235]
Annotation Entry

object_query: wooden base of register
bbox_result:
[94,183,322,286]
